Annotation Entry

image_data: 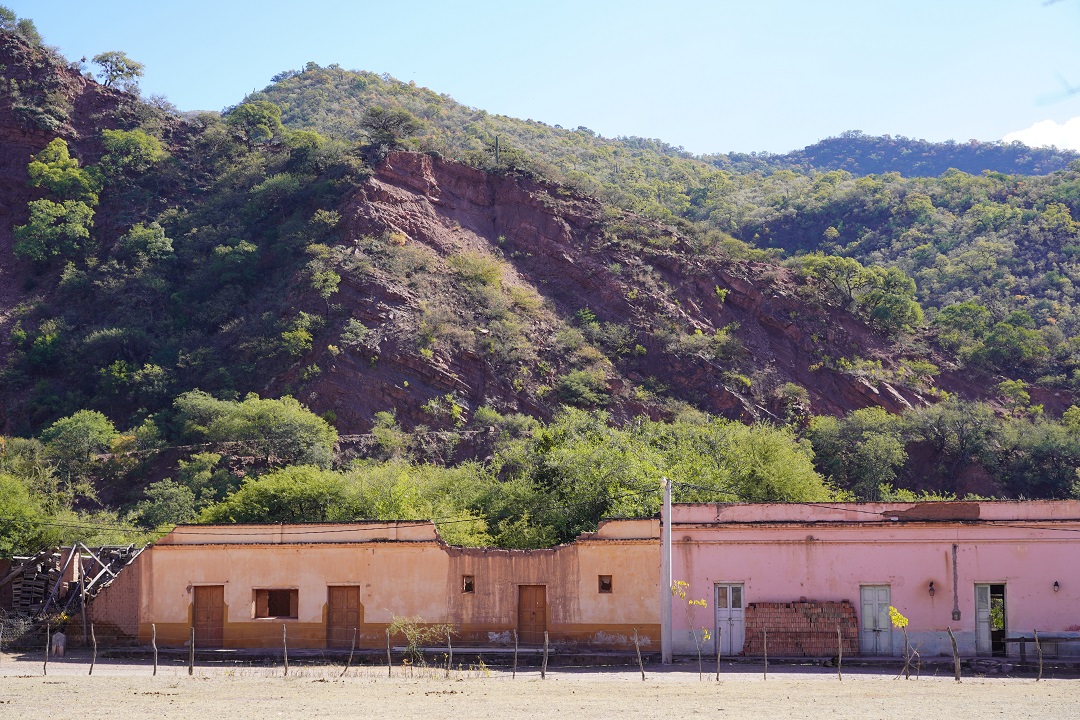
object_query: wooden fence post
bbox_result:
[634,628,645,681]
[43,622,49,676]
[512,630,518,679]
[89,623,96,676]
[340,627,356,678]
[386,628,391,678]
[446,629,453,678]
[152,624,158,676]
[188,626,194,676]
[541,631,549,679]
[837,625,843,682]
[946,626,961,682]
[282,624,288,677]
[715,626,722,682]
[763,628,768,681]
[1034,629,1043,682]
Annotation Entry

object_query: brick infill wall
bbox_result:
[742,601,859,657]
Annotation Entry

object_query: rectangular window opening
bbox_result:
[598,575,613,593]
[462,575,475,593]
[254,588,298,619]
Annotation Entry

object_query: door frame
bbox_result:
[192,584,225,649]
[713,582,745,657]
[517,584,547,645]
[859,584,892,656]
[326,585,363,649]
[975,583,1007,657]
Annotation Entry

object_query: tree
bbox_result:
[226,100,284,144]
[797,253,872,306]
[135,478,196,529]
[856,266,924,334]
[13,199,95,261]
[808,408,908,499]
[172,391,338,467]
[92,51,144,91]
[199,465,347,523]
[39,410,118,499]
[0,6,17,31]
[359,106,423,151]
[0,473,46,556]
[100,128,166,175]
[27,138,100,204]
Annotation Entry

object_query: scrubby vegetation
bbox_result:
[3,15,1080,556]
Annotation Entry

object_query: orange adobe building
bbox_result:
[90,519,661,650]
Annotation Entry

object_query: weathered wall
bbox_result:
[131,523,659,650]
[88,551,143,645]
[670,501,1080,657]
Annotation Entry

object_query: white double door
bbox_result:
[860,584,893,655]
[714,583,745,656]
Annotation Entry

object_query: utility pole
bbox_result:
[661,476,672,664]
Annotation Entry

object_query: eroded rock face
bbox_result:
[0,30,989,437]
[289,151,960,432]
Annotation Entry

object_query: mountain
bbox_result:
[705,130,1080,177]
[2,24,1080,550]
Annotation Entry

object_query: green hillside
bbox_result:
[3,18,1080,557]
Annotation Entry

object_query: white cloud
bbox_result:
[1003,117,1080,151]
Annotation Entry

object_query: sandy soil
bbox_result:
[2,653,1079,720]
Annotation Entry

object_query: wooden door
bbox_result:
[517,585,546,645]
[859,585,892,655]
[193,585,224,649]
[327,586,363,649]
[714,584,745,656]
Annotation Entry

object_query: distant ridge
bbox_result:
[705,130,1080,177]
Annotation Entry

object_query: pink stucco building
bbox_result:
[668,500,1080,658]
[59,499,1080,658]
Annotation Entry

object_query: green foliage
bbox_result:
[13,199,95,261]
[39,409,117,485]
[27,139,100,203]
[226,100,285,144]
[808,408,908,499]
[555,369,610,407]
[172,391,338,467]
[199,465,346,522]
[100,128,166,175]
[91,51,144,91]
[134,478,196,529]
[0,472,47,556]
[359,105,423,151]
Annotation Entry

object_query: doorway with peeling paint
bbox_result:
[517,585,546,645]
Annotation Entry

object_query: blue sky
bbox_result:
[9,0,1080,154]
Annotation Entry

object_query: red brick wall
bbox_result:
[88,553,142,645]
[743,601,859,657]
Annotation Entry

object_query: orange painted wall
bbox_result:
[130,522,660,650]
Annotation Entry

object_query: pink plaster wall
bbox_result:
[668,501,1080,657]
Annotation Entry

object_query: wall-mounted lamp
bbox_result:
[928,581,935,597]
[1054,581,1060,593]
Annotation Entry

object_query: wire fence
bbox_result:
[1,616,1071,682]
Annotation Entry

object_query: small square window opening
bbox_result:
[254,588,298,619]
[598,575,613,593]
[462,575,475,593]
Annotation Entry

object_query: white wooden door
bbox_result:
[714,583,745,656]
[860,585,892,655]
[975,584,992,655]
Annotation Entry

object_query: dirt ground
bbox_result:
[2,652,1079,720]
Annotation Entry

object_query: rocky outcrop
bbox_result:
[291,151,957,431]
